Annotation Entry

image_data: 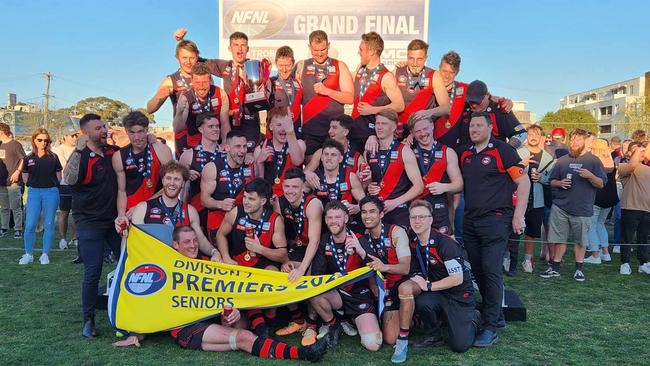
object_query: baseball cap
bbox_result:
[466,80,488,104]
[551,127,566,138]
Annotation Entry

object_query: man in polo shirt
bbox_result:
[459,112,529,347]
[63,113,121,338]
[541,128,606,282]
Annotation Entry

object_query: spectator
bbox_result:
[584,138,617,264]
[612,139,633,254]
[52,127,79,253]
[541,128,606,282]
[618,141,650,275]
[18,129,62,265]
[518,125,555,273]
[0,122,26,238]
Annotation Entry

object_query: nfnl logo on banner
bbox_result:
[218,0,429,69]
[125,264,167,296]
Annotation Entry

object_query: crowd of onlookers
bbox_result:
[506,127,650,278]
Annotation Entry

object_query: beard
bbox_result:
[569,145,585,158]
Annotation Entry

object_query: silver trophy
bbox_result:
[243,59,271,112]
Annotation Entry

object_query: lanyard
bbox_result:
[367,224,388,259]
[224,163,244,198]
[378,140,397,177]
[315,58,331,83]
[324,169,343,201]
[176,70,191,89]
[192,88,214,114]
[359,63,383,97]
[127,145,152,179]
[245,209,268,238]
[414,143,435,174]
[197,144,219,170]
[272,142,289,180]
[414,235,435,276]
[277,77,296,107]
[407,68,426,90]
[330,235,348,275]
[291,195,306,237]
[158,197,183,227]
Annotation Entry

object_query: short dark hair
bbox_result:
[283,167,305,181]
[244,177,272,201]
[172,226,195,242]
[324,200,348,216]
[160,161,190,181]
[122,111,149,129]
[275,45,294,62]
[321,138,345,156]
[440,51,461,72]
[527,124,544,135]
[80,113,101,128]
[196,112,217,128]
[226,130,247,142]
[359,195,384,213]
[407,39,429,53]
[332,115,353,131]
[631,129,647,143]
[230,32,248,43]
[191,62,211,77]
[569,128,590,139]
[470,111,492,126]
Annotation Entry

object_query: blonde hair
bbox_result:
[591,138,610,159]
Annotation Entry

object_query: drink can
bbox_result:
[223,305,233,317]
[566,173,573,181]
[246,227,255,237]
[531,167,538,174]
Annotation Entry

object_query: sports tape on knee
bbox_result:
[398,294,414,300]
[229,330,238,351]
[360,332,383,349]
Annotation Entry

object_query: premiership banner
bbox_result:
[218,0,429,70]
[108,225,374,334]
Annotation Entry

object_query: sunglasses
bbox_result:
[36,139,50,143]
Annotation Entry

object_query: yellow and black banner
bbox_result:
[108,225,374,334]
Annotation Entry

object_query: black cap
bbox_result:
[466,80,488,104]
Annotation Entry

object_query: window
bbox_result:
[599,125,612,134]
[600,106,612,116]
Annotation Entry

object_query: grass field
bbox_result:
[1,230,649,366]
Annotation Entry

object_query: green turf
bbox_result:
[1,231,649,365]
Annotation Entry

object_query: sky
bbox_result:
[1,0,649,127]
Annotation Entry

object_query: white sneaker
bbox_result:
[600,252,612,262]
[39,253,50,265]
[613,246,620,254]
[69,239,78,247]
[620,263,632,275]
[317,325,329,340]
[503,257,511,272]
[584,256,602,264]
[59,238,68,250]
[638,263,650,274]
[522,259,533,273]
[340,320,358,336]
[18,254,34,265]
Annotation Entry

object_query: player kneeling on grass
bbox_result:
[114,226,327,362]
[392,200,478,361]
[309,200,383,352]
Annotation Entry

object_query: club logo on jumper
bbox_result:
[481,156,491,165]
[225,1,287,39]
[125,264,167,296]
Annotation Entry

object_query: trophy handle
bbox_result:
[261,58,271,85]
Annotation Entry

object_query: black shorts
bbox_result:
[174,322,211,350]
[59,185,73,212]
[524,207,544,238]
[288,244,307,262]
[431,201,453,235]
[383,279,407,312]
[382,205,410,230]
[339,288,375,318]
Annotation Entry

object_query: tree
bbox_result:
[59,97,155,125]
[624,96,650,135]
[539,108,599,134]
